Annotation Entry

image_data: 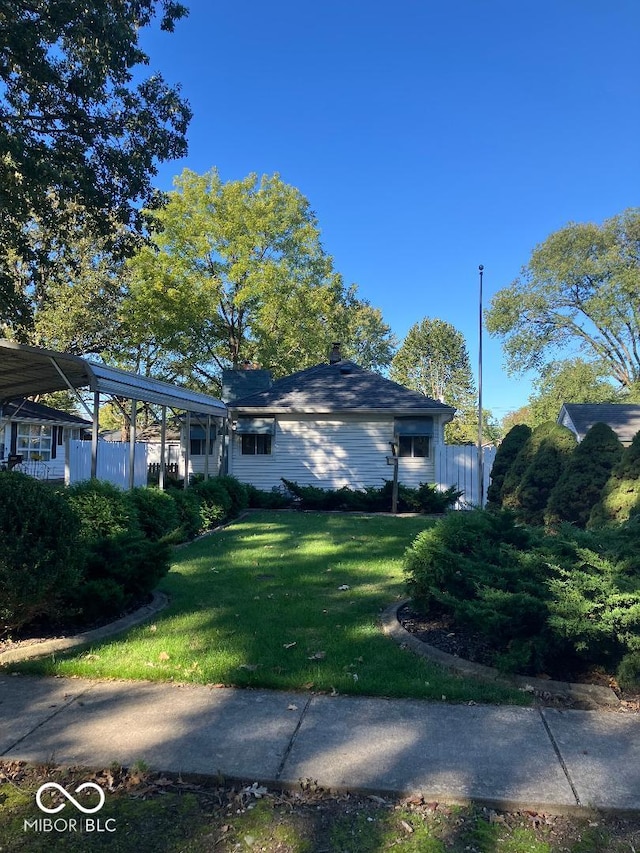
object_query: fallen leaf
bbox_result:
[149,624,157,632]
[158,651,170,662]
[401,820,414,833]
[303,681,315,690]
[244,783,268,798]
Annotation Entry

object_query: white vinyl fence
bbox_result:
[435,444,497,508]
[66,440,148,489]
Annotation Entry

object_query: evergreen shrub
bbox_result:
[0,472,83,633]
[589,430,640,528]
[64,480,170,622]
[215,475,249,516]
[128,487,180,541]
[191,478,232,528]
[167,487,203,539]
[503,422,576,525]
[280,478,461,513]
[245,484,292,509]
[486,424,532,508]
[545,422,623,528]
[404,509,640,676]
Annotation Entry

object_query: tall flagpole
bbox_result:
[477,264,484,507]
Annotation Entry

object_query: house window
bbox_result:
[17,424,52,461]
[190,437,216,456]
[241,434,272,455]
[398,434,430,458]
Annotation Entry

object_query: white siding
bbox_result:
[229,414,442,491]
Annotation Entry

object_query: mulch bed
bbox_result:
[397,601,640,712]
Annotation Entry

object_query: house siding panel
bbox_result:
[229,415,438,491]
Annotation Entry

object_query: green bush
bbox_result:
[65,532,170,623]
[128,487,180,541]
[0,472,83,634]
[617,652,640,690]
[505,422,576,525]
[486,424,532,508]
[63,480,170,622]
[167,487,203,539]
[545,422,623,528]
[215,475,249,516]
[191,478,232,528]
[280,478,461,514]
[65,479,138,540]
[589,430,640,528]
[246,484,292,509]
[404,509,640,676]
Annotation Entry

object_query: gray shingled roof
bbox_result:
[560,403,640,443]
[229,361,456,414]
[2,399,91,426]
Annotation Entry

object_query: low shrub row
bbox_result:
[404,508,640,687]
[0,472,249,637]
[281,478,462,513]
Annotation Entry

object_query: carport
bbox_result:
[0,340,227,488]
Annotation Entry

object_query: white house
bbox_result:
[224,349,455,492]
[0,399,91,481]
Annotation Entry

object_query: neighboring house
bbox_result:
[225,349,455,491]
[558,403,640,446]
[0,399,91,480]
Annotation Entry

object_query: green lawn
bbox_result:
[16,511,525,704]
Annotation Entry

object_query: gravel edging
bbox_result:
[380,598,620,708]
[0,591,170,666]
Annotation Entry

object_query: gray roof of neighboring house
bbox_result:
[558,403,640,443]
[229,361,456,415]
[1,399,91,426]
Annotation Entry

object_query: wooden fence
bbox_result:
[435,444,497,508]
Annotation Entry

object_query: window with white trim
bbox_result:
[241,434,272,455]
[398,434,430,458]
[17,424,53,461]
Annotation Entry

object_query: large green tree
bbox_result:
[0,0,191,336]
[390,317,485,443]
[9,204,129,355]
[123,168,395,387]
[486,209,640,393]
[527,359,620,426]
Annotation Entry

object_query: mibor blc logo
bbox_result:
[24,781,116,834]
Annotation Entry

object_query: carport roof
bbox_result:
[0,341,227,417]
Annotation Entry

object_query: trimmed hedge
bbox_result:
[281,478,461,513]
[0,472,83,634]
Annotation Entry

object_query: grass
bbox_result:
[14,511,525,704]
[2,763,639,852]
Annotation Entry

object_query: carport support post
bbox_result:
[128,398,137,490]
[91,390,100,479]
[203,414,211,481]
[159,405,167,491]
[184,410,191,490]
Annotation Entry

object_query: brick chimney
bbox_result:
[329,342,342,364]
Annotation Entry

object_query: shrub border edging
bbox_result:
[380,598,620,708]
[0,591,170,666]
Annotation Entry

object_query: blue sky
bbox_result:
[139,0,639,420]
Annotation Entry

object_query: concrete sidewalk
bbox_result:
[1,675,639,813]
